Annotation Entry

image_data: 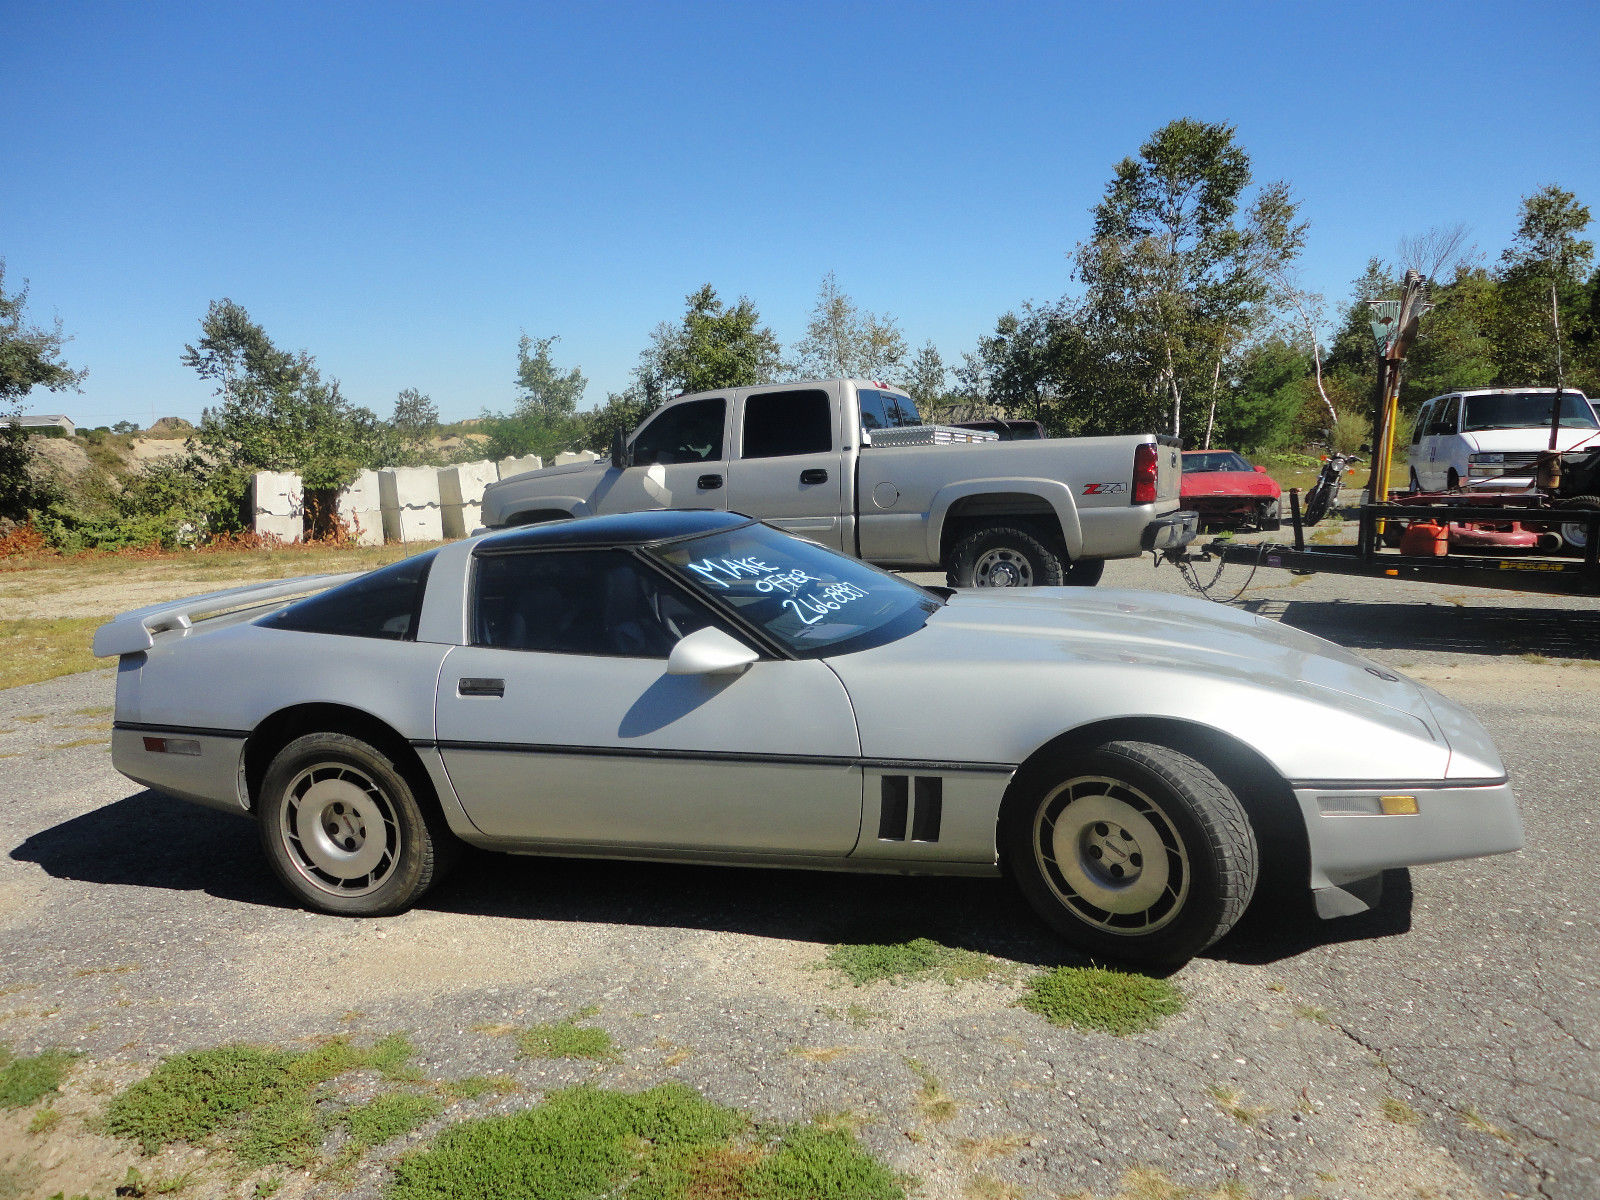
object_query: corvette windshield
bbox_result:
[650,522,941,657]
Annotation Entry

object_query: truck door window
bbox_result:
[742,389,832,458]
[631,398,726,465]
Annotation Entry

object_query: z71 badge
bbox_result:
[1083,482,1128,496]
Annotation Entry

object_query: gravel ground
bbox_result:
[1,533,1597,1199]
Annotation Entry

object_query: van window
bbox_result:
[1430,398,1460,435]
[742,389,832,458]
[1411,402,1433,445]
[1462,391,1598,431]
[631,398,726,465]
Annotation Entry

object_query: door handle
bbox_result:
[698,474,724,490]
[800,469,829,484]
[458,677,505,698]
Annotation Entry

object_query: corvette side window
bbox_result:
[264,551,436,641]
[631,398,726,466]
[473,549,723,657]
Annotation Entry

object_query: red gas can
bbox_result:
[1399,520,1449,556]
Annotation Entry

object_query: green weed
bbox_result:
[386,1083,903,1200]
[515,1020,619,1062]
[1019,967,1185,1035]
[823,938,1009,986]
[0,1047,78,1108]
[342,1093,442,1146]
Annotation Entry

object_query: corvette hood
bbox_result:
[1180,471,1280,499]
[840,588,1440,736]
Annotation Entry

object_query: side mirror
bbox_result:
[611,429,631,470]
[1253,464,1267,473]
[667,626,758,677]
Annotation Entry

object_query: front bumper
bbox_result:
[1142,509,1200,552]
[1293,779,1523,916]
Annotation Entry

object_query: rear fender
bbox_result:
[928,479,1083,563]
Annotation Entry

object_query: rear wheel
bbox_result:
[1558,495,1600,552]
[257,732,456,916]
[946,524,1065,588]
[1002,740,1259,964]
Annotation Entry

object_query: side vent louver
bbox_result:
[879,775,943,843]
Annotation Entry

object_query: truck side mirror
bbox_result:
[611,429,631,470]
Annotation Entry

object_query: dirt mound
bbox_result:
[148,416,193,435]
[26,434,93,483]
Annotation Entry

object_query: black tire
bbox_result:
[945,524,1065,588]
[257,732,457,916]
[1255,498,1281,532]
[1001,740,1259,965]
[1558,495,1600,552]
[1302,479,1334,525]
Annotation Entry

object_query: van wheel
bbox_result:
[1447,469,1460,491]
[946,525,1065,588]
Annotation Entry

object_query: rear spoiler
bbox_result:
[92,572,363,658]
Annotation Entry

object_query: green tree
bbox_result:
[792,272,908,381]
[904,342,948,418]
[2,261,86,520]
[637,284,783,397]
[390,387,439,462]
[1492,185,1594,390]
[480,334,587,460]
[579,388,654,456]
[1073,119,1304,440]
[1216,339,1308,453]
[184,299,394,527]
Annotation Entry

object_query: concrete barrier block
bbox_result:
[378,467,442,510]
[438,460,499,507]
[440,501,483,540]
[250,472,302,518]
[253,513,303,543]
[341,469,381,512]
[553,451,599,466]
[496,454,543,479]
[388,506,443,544]
[345,510,384,546]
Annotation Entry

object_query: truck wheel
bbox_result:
[1558,496,1600,552]
[1001,740,1259,965]
[946,525,1065,588]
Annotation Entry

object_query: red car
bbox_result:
[1180,450,1282,531]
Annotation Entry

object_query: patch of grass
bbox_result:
[515,1019,619,1062]
[1381,1096,1420,1125]
[0,1047,78,1108]
[1459,1108,1512,1142]
[1293,1004,1331,1024]
[252,1178,283,1199]
[956,1134,1028,1162]
[1019,967,1185,1036]
[823,938,1009,986]
[49,735,111,750]
[342,1093,442,1146]
[386,1083,905,1200]
[905,1060,957,1124]
[118,1165,200,1195]
[0,616,105,688]
[438,1074,518,1101]
[27,1106,62,1135]
[965,1176,1023,1200]
[1207,1085,1269,1126]
[102,1034,416,1158]
[1519,652,1550,665]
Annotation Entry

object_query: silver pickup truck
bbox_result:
[480,378,1196,586]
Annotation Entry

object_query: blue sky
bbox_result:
[5,1,1598,427]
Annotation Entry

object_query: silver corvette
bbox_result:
[93,510,1522,964]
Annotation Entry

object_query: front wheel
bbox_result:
[1001,741,1259,964]
[257,732,456,916]
[1302,479,1334,525]
[946,524,1065,588]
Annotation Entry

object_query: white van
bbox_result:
[1408,388,1599,491]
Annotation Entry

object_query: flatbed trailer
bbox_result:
[1179,498,1600,598]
